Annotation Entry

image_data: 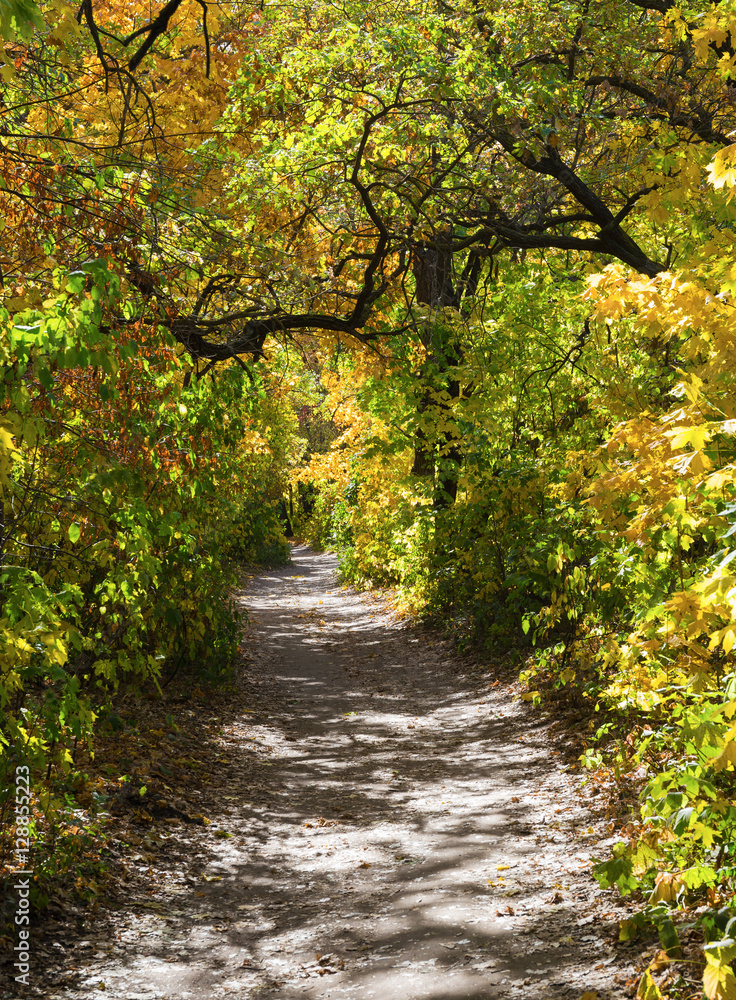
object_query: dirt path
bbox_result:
[24,546,640,999]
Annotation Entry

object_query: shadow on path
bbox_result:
[33,546,633,1000]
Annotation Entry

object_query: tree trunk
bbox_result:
[412,236,462,506]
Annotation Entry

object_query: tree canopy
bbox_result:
[4,0,734,356]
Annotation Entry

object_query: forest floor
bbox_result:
[2,545,650,999]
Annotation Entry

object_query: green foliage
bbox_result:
[0,0,42,42]
[0,263,292,896]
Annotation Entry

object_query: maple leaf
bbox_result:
[708,145,736,192]
[711,737,736,772]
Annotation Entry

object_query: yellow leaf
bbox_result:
[724,629,736,655]
[708,144,736,191]
[42,633,68,666]
[649,873,684,902]
[706,470,736,490]
[712,740,736,771]
[704,960,736,1000]
[671,450,713,476]
[650,949,671,972]
[667,425,711,450]
[637,969,663,999]
[0,426,16,451]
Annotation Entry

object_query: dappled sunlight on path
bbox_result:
[44,546,633,1000]
[191,547,630,999]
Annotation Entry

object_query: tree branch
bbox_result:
[586,74,730,144]
[487,124,665,275]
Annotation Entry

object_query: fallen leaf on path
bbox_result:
[202,874,222,881]
[648,950,672,972]
[358,861,371,868]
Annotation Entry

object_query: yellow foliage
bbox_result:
[636,969,663,999]
[704,960,736,1000]
[708,144,736,192]
[649,873,685,902]
[711,733,736,771]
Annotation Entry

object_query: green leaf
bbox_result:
[593,855,637,894]
[657,917,681,958]
[0,0,43,42]
[68,523,81,543]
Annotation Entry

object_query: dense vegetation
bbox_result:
[3,0,736,993]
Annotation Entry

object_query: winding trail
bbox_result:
[37,546,636,999]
